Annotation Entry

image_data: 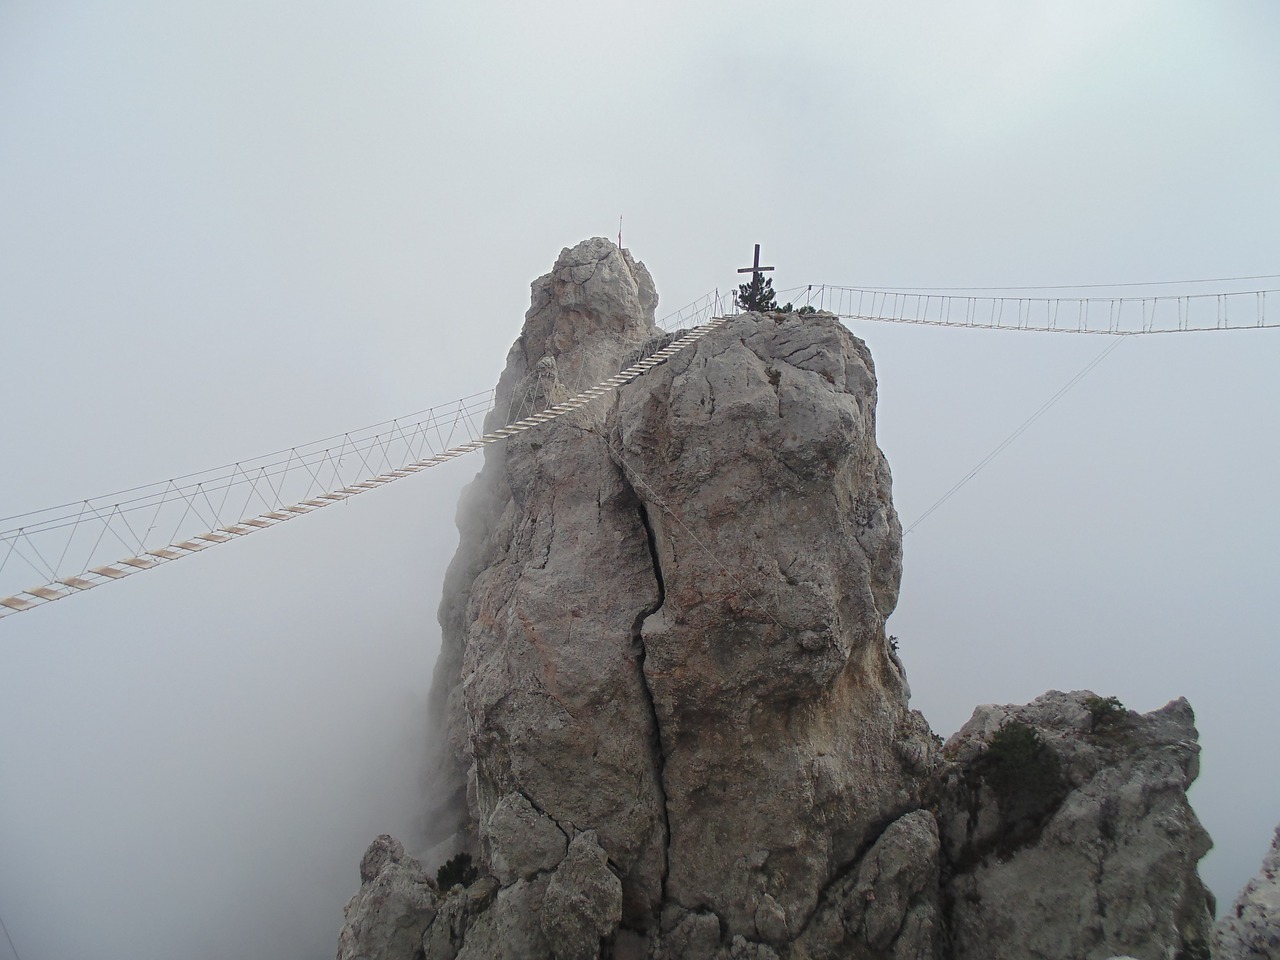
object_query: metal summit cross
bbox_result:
[737,243,774,284]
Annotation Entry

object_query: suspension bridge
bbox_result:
[2,277,1276,622]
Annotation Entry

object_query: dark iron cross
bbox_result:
[737,244,775,284]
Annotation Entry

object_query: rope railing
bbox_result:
[784,284,1276,335]
[5,276,1277,620]
[0,288,734,618]
[0,311,737,620]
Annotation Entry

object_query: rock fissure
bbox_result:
[515,786,571,843]
[629,490,673,908]
[1094,848,1107,921]
[778,344,818,365]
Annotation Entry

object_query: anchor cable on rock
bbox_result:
[904,334,1130,535]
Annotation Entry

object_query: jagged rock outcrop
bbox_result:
[337,240,1229,960]
[614,298,937,947]
[938,691,1215,960]
[413,237,934,956]
[337,836,438,960]
[1215,823,1280,959]
[422,237,670,939]
[540,831,625,960]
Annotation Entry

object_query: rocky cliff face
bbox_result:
[336,239,1248,960]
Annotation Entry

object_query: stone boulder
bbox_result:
[484,791,568,885]
[426,876,547,960]
[540,831,624,960]
[793,809,944,959]
[938,691,1215,960]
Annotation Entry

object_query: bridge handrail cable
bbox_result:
[0,296,733,619]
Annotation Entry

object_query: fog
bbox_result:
[1,3,1277,958]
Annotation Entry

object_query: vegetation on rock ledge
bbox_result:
[436,852,478,890]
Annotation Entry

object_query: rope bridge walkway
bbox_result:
[784,282,1276,336]
[0,303,732,621]
[3,279,1276,621]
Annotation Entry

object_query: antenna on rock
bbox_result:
[618,215,623,251]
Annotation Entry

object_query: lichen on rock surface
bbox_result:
[335,240,1240,960]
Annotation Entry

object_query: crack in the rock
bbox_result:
[1094,849,1108,922]
[629,493,673,911]
[779,344,818,364]
[515,786,571,842]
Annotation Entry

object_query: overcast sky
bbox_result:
[1,3,1277,958]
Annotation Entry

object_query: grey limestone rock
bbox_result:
[418,239,935,956]
[421,875,522,960]
[1215,822,1280,959]
[793,809,943,960]
[360,834,408,883]
[612,309,936,939]
[423,239,667,933]
[657,911,723,960]
[452,877,549,960]
[939,690,1215,960]
[726,934,780,959]
[337,835,437,960]
[484,790,568,885]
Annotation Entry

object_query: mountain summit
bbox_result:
[337,239,1231,960]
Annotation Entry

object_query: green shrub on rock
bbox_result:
[1083,694,1127,732]
[973,721,1066,854]
[436,852,478,891]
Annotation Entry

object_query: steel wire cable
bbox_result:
[904,335,1130,535]
[838,272,1280,292]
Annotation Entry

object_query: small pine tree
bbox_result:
[736,273,778,312]
[436,852,478,890]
